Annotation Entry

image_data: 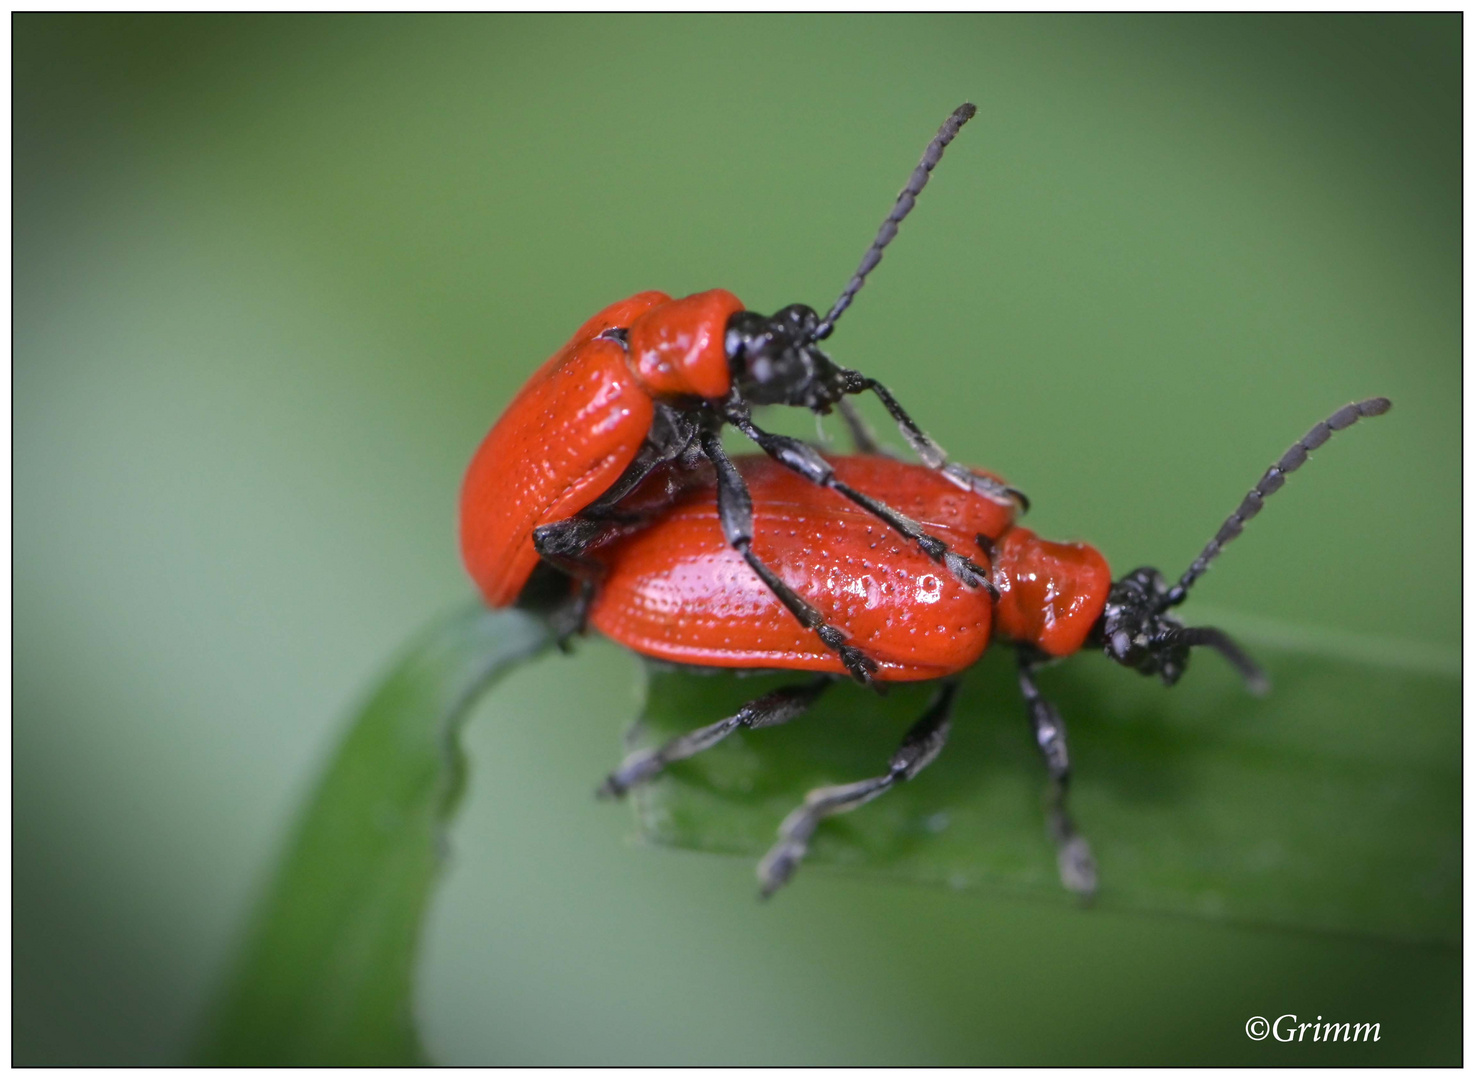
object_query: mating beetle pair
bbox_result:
[461,104,1017,685]
[459,104,1391,897]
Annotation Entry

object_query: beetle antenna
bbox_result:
[1165,626,1269,695]
[1161,397,1391,609]
[812,103,977,342]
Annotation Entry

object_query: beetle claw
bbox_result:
[839,645,878,686]
[944,551,999,600]
[1057,835,1098,899]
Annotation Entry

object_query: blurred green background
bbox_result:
[15,13,1459,1065]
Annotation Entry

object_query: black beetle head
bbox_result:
[1089,566,1267,694]
[725,305,849,411]
[1091,568,1192,686]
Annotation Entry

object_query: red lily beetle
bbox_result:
[460,104,1021,683]
[587,398,1391,897]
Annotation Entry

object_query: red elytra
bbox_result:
[460,288,741,606]
[588,455,1108,680]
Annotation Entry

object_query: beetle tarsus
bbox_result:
[1055,832,1098,899]
[944,550,1000,601]
[756,681,958,897]
[837,644,878,686]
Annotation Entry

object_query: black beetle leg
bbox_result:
[757,679,959,897]
[598,677,832,798]
[1017,647,1098,898]
[700,429,879,686]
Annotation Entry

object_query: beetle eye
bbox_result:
[775,303,819,339]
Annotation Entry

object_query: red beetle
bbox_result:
[460,105,1022,683]
[588,399,1391,896]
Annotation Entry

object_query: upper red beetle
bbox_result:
[587,399,1391,897]
[460,104,1021,683]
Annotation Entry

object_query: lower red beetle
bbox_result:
[587,398,1391,896]
[461,104,1022,684]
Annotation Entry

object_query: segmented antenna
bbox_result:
[812,103,978,341]
[1167,626,1270,696]
[1162,397,1391,609]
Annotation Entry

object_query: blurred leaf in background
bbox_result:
[15,12,1459,1066]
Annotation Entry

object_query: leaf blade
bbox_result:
[630,639,1459,945]
[199,602,552,1065]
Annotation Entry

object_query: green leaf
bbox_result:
[629,626,1459,945]
[199,602,552,1066]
